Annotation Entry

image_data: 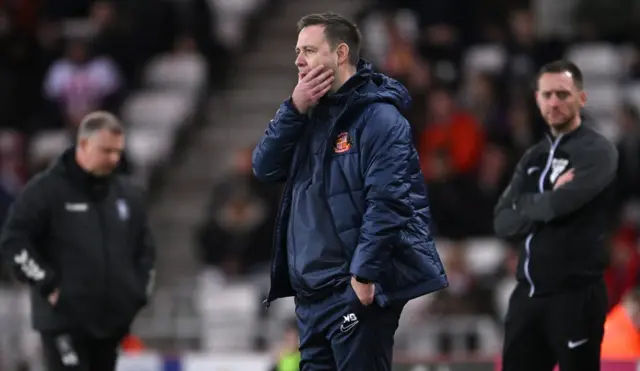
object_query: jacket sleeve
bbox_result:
[493,148,537,240]
[252,99,307,183]
[349,105,414,282]
[515,138,618,223]
[0,176,58,297]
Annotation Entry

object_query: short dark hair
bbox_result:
[297,12,361,66]
[77,111,124,140]
[537,60,584,90]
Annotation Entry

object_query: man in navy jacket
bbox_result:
[252,12,448,371]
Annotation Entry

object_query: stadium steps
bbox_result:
[149,0,366,287]
[140,0,366,349]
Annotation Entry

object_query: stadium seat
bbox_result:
[28,130,71,168]
[395,295,437,355]
[0,288,38,367]
[208,0,267,47]
[121,91,191,180]
[143,53,208,93]
[269,296,295,322]
[196,280,259,314]
[359,13,390,66]
[623,82,640,110]
[394,9,420,44]
[463,44,507,75]
[464,238,508,276]
[126,128,173,179]
[584,84,620,117]
[589,116,619,142]
[121,91,195,131]
[197,283,260,351]
[565,43,623,81]
[494,278,517,321]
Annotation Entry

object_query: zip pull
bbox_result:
[262,298,271,309]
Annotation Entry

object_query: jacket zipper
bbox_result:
[264,103,351,307]
[322,109,354,274]
[264,191,287,309]
[524,134,563,297]
[323,147,350,269]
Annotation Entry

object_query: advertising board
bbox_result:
[115,353,640,371]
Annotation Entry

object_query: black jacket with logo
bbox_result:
[0,147,155,337]
[494,123,618,297]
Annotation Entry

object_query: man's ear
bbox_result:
[579,90,587,108]
[336,43,350,65]
[78,137,88,149]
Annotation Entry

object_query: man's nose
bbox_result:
[548,96,561,108]
[295,54,306,68]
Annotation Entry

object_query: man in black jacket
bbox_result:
[494,61,618,371]
[0,111,155,371]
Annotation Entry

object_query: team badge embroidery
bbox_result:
[549,158,569,184]
[334,132,351,153]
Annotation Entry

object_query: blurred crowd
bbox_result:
[0,0,162,281]
[370,0,640,354]
[193,0,640,356]
[0,0,259,285]
[2,0,640,361]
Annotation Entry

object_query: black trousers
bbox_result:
[502,280,608,371]
[40,332,122,371]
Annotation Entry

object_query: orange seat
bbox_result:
[601,304,640,359]
[121,335,145,353]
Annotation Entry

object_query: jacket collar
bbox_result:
[52,146,112,198]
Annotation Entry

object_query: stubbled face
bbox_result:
[295,25,338,81]
[78,129,124,175]
[535,72,586,132]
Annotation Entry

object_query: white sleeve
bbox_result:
[43,61,71,99]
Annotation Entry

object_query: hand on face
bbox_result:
[293,25,341,113]
[291,65,334,114]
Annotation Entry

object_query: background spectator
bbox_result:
[2,0,640,368]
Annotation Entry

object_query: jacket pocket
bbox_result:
[344,283,369,314]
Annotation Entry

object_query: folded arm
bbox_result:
[252,99,307,183]
[350,105,414,282]
[516,140,618,223]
